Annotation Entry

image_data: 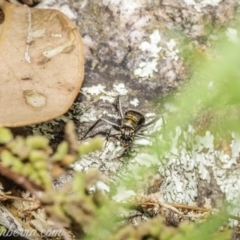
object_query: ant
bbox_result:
[82,96,158,149]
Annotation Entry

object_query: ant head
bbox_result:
[120,138,132,148]
[120,126,134,147]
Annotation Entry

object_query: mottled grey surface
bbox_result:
[2,0,240,236]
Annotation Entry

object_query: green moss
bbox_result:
[7,136,30,159]
[1,150,18,167]
[21,163,33,177]
[25,135,49,149]
[29,150,47,162]
[11,159,23,173]
[52,141,68,161]
[0,127,13,144]
[33,160,47,170]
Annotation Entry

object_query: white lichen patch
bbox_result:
[134,30,180,79]
[139,30,162,57]
[102,111,119,119]
[79,82,128,126]
[134,30,162,78]
[130,98,139,107]
[134,60,159,78]
[165,39,179,61]
[102,0,142,30]
[113,83,128,95]
[99,95,116,103]
[183,0,222,12]
[155,126,240,225]
[81,84,106,96]
[112,186,136,202]
[79,108,98,123]
[74,139,124,173]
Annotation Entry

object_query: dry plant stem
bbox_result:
[0,195,35,202]
[168,203,240,221]
[0,164,43,195]
[140,202,182,216]
[142,201,240,221]
[168,202,210,212]
[0,193,35,202]
[53,221,72,240]
[160,202,184,215]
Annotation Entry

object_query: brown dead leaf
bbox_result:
[0,1,84,127]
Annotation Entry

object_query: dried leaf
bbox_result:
[0,1,84,127]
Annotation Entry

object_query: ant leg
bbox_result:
[83,130,112,140]
[84,129,120,146]
[83,118,120,138]
[108,133,121,141]
[159,115,166,128]
[134,118,156,133]
[103,128,113,148]
[137,115,165,132]
[83,119,102,138]
[113,95,124,119]
[134,116,166,141]
[101,118,120,129]
[135,133,151,138]
[105,128,112,143]
[103,131,121,150]
[105,131,121,141]
[142,117,158,128]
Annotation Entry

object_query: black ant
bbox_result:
[82,96,158,149]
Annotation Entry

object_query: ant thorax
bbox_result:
[119,123,135,147]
